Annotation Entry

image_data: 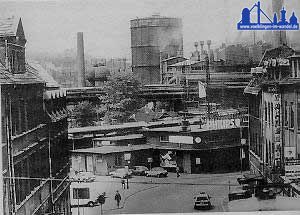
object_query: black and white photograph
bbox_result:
[0,0,300,214]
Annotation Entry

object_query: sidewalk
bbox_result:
[93,176,158,213]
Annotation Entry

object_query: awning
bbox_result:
[44,89,67,100]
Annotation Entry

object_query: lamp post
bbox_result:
[240,137,246,173]
[124,153,131,189]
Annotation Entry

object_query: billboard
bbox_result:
[160,151,177,168]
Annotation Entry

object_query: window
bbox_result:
[268,102,271,125]
[284,101,288,126]
[73,188,90,199]
[265,139,268,164]
[290,102,294,129]
[160,136,169,142]
[271,103,273,125]
[265,101,267,122]
[115,153,122,166]
[297,97,300,130]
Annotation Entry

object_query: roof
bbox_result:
[0,64,45,85]
[69,121,148,134]
[145,120,241,133]
[0,16,19,37]
[71,144,153,154]
[260,45,294,65]
[27,62,60,88]
[161,56,187,62]
[93,134,144,141]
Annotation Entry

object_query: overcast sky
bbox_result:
[1,0,299,58]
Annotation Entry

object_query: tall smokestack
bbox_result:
[77,32,86,87]
[272,0,287,47]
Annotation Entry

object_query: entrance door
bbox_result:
[95,155,108,175]
[183,153,191,174]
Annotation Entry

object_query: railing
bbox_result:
[12,124,48,156]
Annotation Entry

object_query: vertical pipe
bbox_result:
[77,32,86,87]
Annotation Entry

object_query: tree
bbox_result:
[71,101,97,127]
[100,73,145,123]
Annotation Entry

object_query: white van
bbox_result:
[70,182,103,207]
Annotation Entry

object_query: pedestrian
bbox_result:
[121,178,126,189]
[176,166,180,178]
[115,190,122,208]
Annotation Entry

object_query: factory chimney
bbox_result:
[272,0,287,47]
[77,32,86,87]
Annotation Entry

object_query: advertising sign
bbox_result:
[169,136,193,144]
[160,151,177,168]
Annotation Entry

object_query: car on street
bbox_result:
[193,192,212,210]
[69,171,96,182]
[131,166,149,176]
[109,168,132,178]
[145,167,168,177]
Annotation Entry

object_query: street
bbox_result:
[71,172,243,214]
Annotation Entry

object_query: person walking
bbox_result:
[115,190,122,208]
[176,166,180,178]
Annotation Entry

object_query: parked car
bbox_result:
[69,171,96,182]
[109,168,132,178]
[228,187,252,201]
[145,167,168,177]
[193,192,212,210]
[131,166,149,176]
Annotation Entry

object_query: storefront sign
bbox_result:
[160,151,177,167]
[273,93,282,168]
[285,160,300,179]
[124,153,131,161]
[169,135,193,144]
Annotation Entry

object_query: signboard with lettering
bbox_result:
[169,136,194,144]
[273,93,282,168]
[285,160,300,179]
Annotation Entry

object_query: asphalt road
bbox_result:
[71,172,242,214]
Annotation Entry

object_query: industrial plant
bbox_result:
[1,0,300,214]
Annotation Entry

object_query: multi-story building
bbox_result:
[245,45,300,196]
[0,17,70,214]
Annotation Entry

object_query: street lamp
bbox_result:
[124,153,131,189]
[240,138,246,173]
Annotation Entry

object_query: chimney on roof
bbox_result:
[77,32,86,87]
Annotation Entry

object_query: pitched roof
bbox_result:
[93,134,144,141]
[0,16,20,37]
[26,62,60,88]
[0,64,45,85]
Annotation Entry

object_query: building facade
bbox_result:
[245,45,300,195]
[0,17,70,215]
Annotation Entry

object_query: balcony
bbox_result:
[12,124,48,156]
